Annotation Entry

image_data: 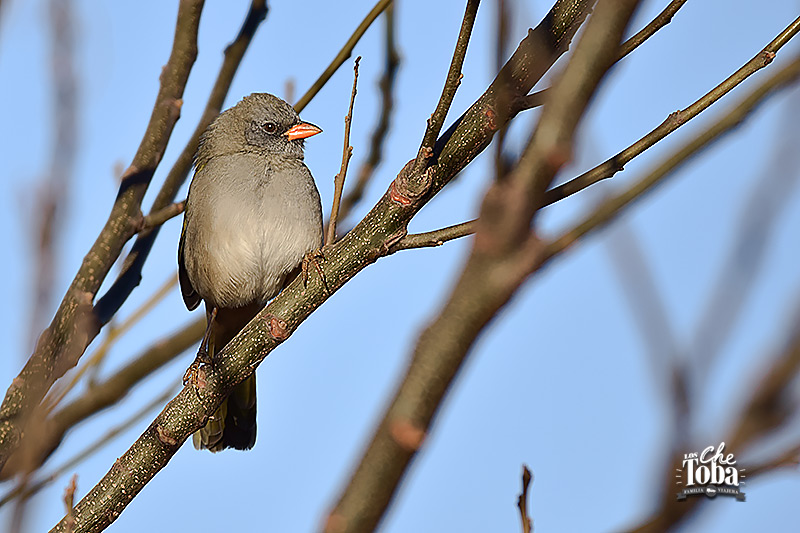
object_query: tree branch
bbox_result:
[543,52,800,263]
[545,15,800,205]
[326,57,361,245]
[412,0,481,173]
[338,5,399,223]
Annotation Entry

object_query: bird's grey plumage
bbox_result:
[178,93,323,451]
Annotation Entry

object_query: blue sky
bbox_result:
[1,1,800,531]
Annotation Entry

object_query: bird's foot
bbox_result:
[302,248,329,295]
[182,345,212,394]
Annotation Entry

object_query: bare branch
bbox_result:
[326,57,361,245]
[516,465,533,533]
[412,0,481,174]
[543,52,800,263]
[338,5,399,223]
[618,0,689,59]
[139,200,185,232]
[393,220,476,252]
[326,2,641,531]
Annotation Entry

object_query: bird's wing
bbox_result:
[178,200,201,311]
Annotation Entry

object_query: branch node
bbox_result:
[263,314,289,341]
[324,512,348,533]
[155,424,178,447]
[389,417,426,451]
[382,226,408,255]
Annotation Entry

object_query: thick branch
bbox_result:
[0,0,203,473]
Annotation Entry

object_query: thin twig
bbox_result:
[326,57,361,245]
[618,0,689,59]
[392,220,476,252]
[338,5,399,223]
[139,200,185,232]
[412,0,481,174]
[62,474,77,533]
[516,465,533,533]
[294,0,392,113]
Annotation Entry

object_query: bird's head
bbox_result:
[197,93,321,165]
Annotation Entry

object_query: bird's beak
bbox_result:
[285,122,322,140]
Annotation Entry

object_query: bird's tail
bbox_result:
[193,303,261,452]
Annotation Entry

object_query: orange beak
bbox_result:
[285,122,322,140]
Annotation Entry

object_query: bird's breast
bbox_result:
[183,153,322,309]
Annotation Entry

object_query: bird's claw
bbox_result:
[302,248,329,295]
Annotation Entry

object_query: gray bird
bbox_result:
[178,93,323,452]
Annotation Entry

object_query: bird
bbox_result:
[178,93,323,452]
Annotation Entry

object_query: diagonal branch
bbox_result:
[546,15,800,205]
[412,0,481,173]
[0,0,204,474]
[542,53,800,263]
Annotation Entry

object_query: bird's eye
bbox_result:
[263,122,277,134]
